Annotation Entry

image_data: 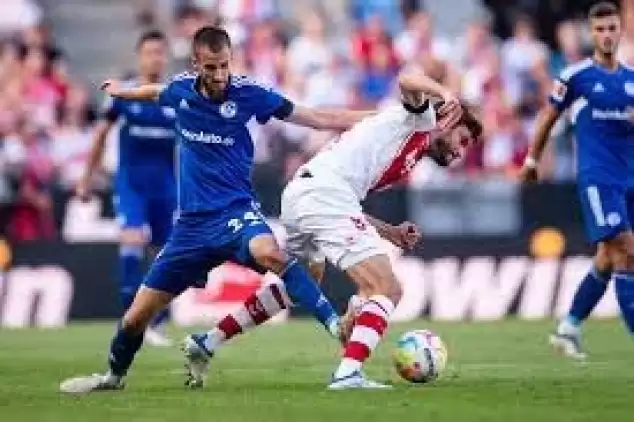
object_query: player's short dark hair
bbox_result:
[192,26,231,53]
[136,30,167,50]
[588,2,620,20]
[461,105,483,142]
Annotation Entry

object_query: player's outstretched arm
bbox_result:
[100,79,165,102]
[283,105,375,131]
[519,103,561,183]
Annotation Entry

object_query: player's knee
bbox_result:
[250,236,286,273]
[383,276,402,304]
[120,229,147,246]
[309,262,325,283]
[606,233,634,270]
[365,272,402,304]
[120,311,149,335]
[595,242,612,272]
[120,287,171,335]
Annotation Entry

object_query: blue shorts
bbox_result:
[577,181,634,244]
[114,187,176,247]
[142,200,272,296]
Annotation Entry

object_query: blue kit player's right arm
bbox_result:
[100,79,165,102]
[520,64,582,182]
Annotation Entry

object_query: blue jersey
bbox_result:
[549,58,634,187]
[103,80,177,197]
[157,73,293,214]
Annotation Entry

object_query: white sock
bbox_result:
[334,358,362,379]
[202,282,290,352]
[334,295,395,380]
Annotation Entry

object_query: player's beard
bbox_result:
[427,138,457,167]
[201,78,227,101]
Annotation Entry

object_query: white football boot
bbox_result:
[182,334,213,389]
[327,371,392,390]
[59,372,124,394]
[549,319,587,360]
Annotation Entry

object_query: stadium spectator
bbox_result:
[352,14,399,70]
[4,118,56,241]
[286,11,333,80]
[51,85,96,191]
[394,11,451,65]
[500,14,549,106]
[0,0,42,35]
[619,0,634,66]
[350,0,404,36]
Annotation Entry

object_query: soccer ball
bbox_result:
[393,329,448,384]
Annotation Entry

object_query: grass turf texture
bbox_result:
[0,320,631,422]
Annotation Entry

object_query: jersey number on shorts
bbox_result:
[227,211,263,233]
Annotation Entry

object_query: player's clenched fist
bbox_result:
[383,221,422,251]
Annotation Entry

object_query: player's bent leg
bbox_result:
[248,234,341,338]
[329,254,401,390]
[59,286,174,394]
[144,244,173,347]
[606,231,634,333]
[552,243,612,359]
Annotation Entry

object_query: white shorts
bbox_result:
[280,171,387,270]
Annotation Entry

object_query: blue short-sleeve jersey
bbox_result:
[102,79,177,197]
[157,73,293,214]
[549,58,634,187]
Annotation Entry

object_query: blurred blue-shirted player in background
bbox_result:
[76,30,176,347]
[61,26,370,393]
[521,2,634,358]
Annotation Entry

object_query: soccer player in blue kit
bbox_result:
[60,26,371,394]
[76,30,176,347]
[520,2,634,358]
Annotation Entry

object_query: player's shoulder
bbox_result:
[558,58,595,82]
[620,62,634,75]
[167,71,198,87]
[230,74,276,93]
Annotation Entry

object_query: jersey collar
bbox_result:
[192,75,232,104]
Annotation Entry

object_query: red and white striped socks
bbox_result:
[202,282,291,352]
[334,295,395,379]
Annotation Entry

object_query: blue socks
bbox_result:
[567,266,611,326]
[108,322,144,377]
[614,271,634,333]
[120,244,171,330]
[279,259,338,329]
[119,245,144,311]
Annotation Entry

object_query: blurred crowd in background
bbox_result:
[1,0,634,242]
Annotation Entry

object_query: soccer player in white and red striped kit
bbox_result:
[183,67,481,389]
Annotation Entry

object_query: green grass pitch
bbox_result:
[0,320,631,422]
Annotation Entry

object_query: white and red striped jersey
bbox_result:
[303,103,437,200]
